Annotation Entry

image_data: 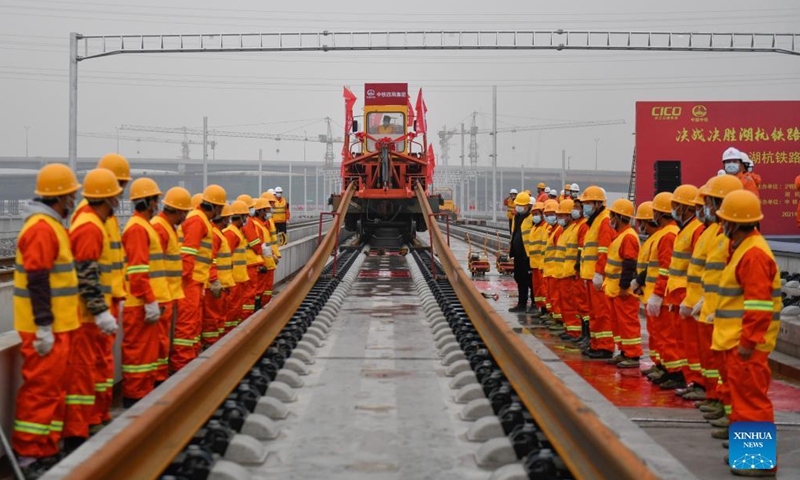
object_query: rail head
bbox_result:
[415,184,660,480]
[48,184,355,480]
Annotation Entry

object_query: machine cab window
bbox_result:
[366,112,406,152]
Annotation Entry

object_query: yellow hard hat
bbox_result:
[97,153,131,181]
[514,191,532,206]
[253,197,271,210]
[531,201,545,211]
[580,185,606,202]
[672,184,699,206]
[262,192,277,203]
[716,190,763,223]
[524,189,531,195]
[634,201,654,221]
[543,199,558,213]
[163,187,192,211]
[564,183,571,190]
[82,168,122,199]
[202,184,226,206]
[129,177,161,201]
[693,185,706,206]
[191,193,203,208]
[537,182,546,189]
[220,202,233,217]
[236,194,254,208]
[557,199,574,214]
[230,200,249,216]
[702,175,743,200]
[609,198,635,217]
[35,163,81,197]
[652,192,673,213]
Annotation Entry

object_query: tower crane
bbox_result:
[78,131,211,159]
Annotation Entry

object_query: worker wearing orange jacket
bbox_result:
[578,186,615,358]
[643,193,680,384]
[223,201,251,332]
[527,202,546,315]
[712,191,781,471]
[242,197,268,317]
[569,197,591,346]
[535,183,548,203]
[504,189,518,233]
[554,199,581,339]
[121,178,170,407]
[70,153,130,427]
[631,202,661,371]
[540,200,562,322]
[173,185,226,372]
[256,197,280,305]
[12,164,81,476]
[150,187,192,383]
[203,205,234,344]
[603,199,643,368]
[63,169,121,452]
[272,186,290,234]
[721,147,759,198]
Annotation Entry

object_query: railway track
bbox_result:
[43,186,658,480]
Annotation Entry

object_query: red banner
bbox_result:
[635,101,800,235]
[364,83,408,105]
[415,88,428,135]
[342,87,357,163]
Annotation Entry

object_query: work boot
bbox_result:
[587,349,613,359]
[618,357,641,369]
[659,376,687,390]
[89,423,105,435]
[694,399,712,408]
[682,387,707,401]
[650,370,673,384]
[640,364,658,376]
[711,428,729,440]
[548,322,565,331]
[606,353,625,365]
[703,409,726,420]
[508,305,526,313]
[122,396,140,408]
[63,436,86,454]
[700,400,724,413]
[559,332,574,341]
[710,416,730,428]
[674,386,692,396]
[19,455,61,480]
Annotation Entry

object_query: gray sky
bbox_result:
[1,0,799,171]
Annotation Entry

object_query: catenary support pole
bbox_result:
[202,116,208,188]
[68,32,79,171]
[491,85,498,222]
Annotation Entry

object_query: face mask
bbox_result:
[722,221,736,239]
[724,162,740,174]
[532,214,542,224]
[610,219,618,231]
[265,212,273,219]
[704,205,717,223]
[571,209,581,220]
[638,223,647,235]
[671,208,680,221]
[276,193,282,198]
[545,214,557,226]
[248,207,256,216]
[582,204,594,217]
[515,206,526,214]
[557,218,566,227]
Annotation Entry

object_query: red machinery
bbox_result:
[332,83,440,239]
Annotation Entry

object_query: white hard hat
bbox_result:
[717,169,726,176]
[570,183,579,191]
[274,186,283,193]
[544,187,551,194]
[740,152,753,167]
[548,189,557,197]
[267,188,276,194]
[510,188,518,194]
[529,196,535,205]
[560,189,565,195]
[722,147,742,162]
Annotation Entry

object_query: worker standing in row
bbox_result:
[541,200,563,326]
[508,191,532,312]
[121,178,170,407]
[63,169,121,452]
[173,185,226,372]
[527,202,546,316]
[555,199,580,339]
[201,204,230,346]
[272,186,290,235]
[569,196,591,346]
[150,187,192,384]
[223,201,251,332]
[12,164,82,478]
[504,189,518,233]
[721,147,759,198]
[242,197,268,316]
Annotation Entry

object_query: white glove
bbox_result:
[94,310,118,335]
[646,294,663,317]
[691,297,704,317]
[679,304,693,318]
[209,279,223,298]
[592,273,604,291]
[262,244,273,258]
[144,301,161,324]
[630,279,640,292]
[33,325,55,356]
[706,313,714,323]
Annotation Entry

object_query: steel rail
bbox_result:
[58,184,355,480]
[415,183,659,480]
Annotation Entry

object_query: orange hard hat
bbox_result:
[543,199,558,213]
[236,194,254,208]
[652,192,673,213]
[202,184,226,206]
[129,177,161,201]
[230,200,249,216]
[564,183,571,190]
[262,192,277,203]
[693,185,706,206]
[191,193,203,208]
[634,201,654,221]
[35,163,81,197]
[220,202,233,217]
[163,187,193,211]
[716,190,763,223]
[557,199,575,214]
[531,201,545,211]
[702,175,744,199]
[82,168,122,199]
[609,198,635,217]
[580,185,605,202]
[672,184,699,206]
[537,182,546,189]
[253,197,271,210]
[97,153,131,181]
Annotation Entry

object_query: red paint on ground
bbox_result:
[532,328,800,412]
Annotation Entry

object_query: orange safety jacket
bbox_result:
[70,208,113,322]
[180,208,215,284]
[122,213,170,307]
[151,214,185,301]
[242,216,265,267]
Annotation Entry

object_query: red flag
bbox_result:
[415,88,427,135]
[426,144,436,185]
[342,86,357,159]
[407,97,415,132]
